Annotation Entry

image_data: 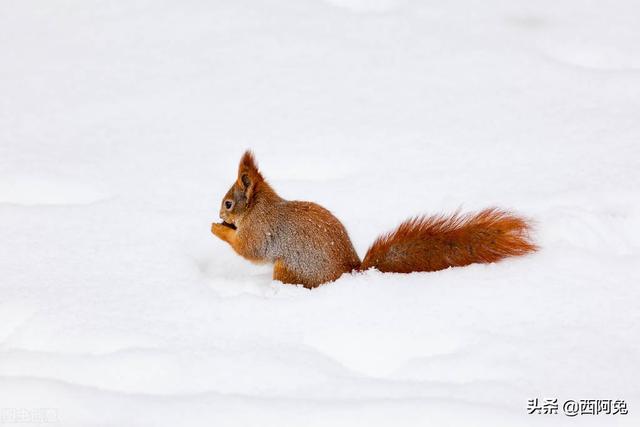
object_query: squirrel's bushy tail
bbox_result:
[360,208,536,273]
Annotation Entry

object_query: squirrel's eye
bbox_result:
[224,200,233,210]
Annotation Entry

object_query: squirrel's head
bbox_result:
[218,150,265,228]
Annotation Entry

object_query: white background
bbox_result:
[1,0,639,425]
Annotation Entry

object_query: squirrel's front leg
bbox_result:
[211,222,267,264]
[211,223,236,245]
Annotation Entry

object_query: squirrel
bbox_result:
[211,151,536,288]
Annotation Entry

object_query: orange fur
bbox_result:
[361,208,537,273]
[211,151,537,288]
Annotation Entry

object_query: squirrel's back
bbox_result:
[270,200,360,286]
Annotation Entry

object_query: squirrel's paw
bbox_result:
[211,222,224,236]
[211,222,236,240]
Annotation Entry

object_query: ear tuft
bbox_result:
[239,150,258,174]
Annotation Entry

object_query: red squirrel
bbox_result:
[211,151,536,288]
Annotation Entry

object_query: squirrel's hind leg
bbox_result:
[273,260,319,289]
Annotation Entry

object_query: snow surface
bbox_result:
[1,0,639,425]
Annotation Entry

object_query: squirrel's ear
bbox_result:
[237,150,262,199]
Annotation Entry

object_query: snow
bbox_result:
[1,0,639,425]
